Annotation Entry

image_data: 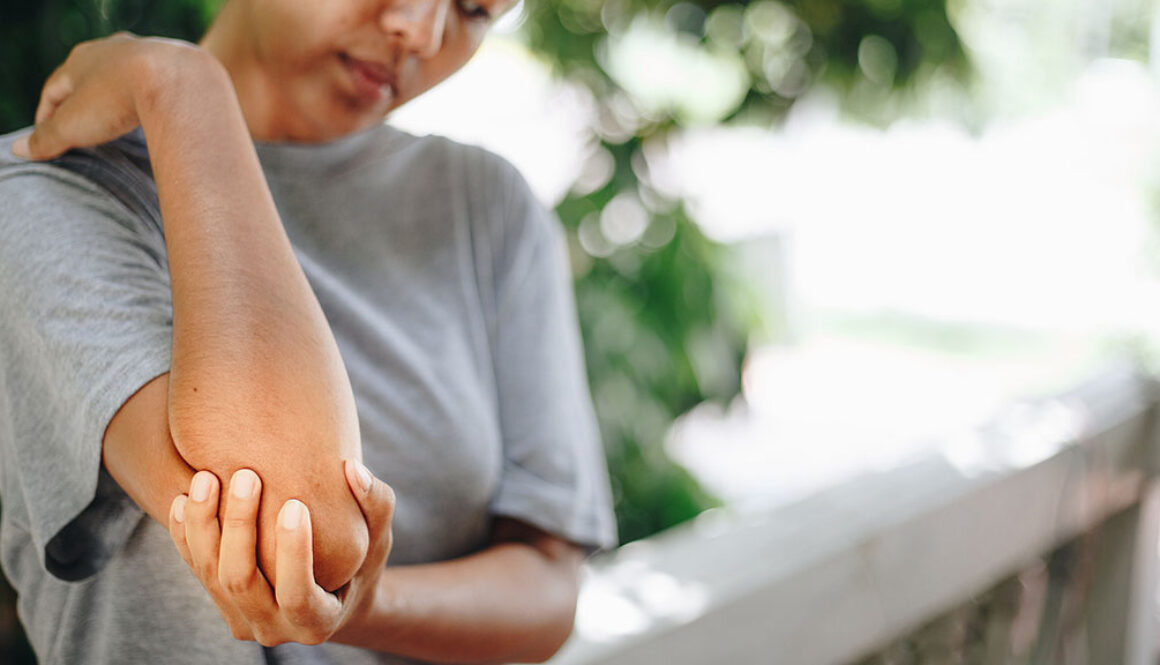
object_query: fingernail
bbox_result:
[173,495,187,523]
[280,500,304,530]
[231,469,257,499]
[191,473,212,503]
[10,136,30,159]
[354,460,372,493]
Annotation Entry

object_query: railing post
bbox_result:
[1082,481,1160,665]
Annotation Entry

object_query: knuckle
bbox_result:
[222,515,255,530]
[195,560,217,584]
[283,599,317,627]
[254,630,284,648]
[188,503,217,526]
[219,567,258,595]
[44,61,69,85]
[297,627,328,646]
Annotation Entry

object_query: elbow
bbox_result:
[514,566,581,663]
[167,389,368,592]
[488,521,586,663]
[307,508,370,593]
[507,621,574,664]
[164,340,367,591]
[170,422,369,592]
[253,461,369,593]
[524,618,576,663]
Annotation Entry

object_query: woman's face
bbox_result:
[217,0,514,141]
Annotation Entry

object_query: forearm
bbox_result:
[140,54,358,464]
[133,49,366,590]
[335,525,584,663]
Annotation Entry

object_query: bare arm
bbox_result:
[143,43,366,593]
[103,373,194,527]
[169,469,586,661]
[22,35,367,592]
[335,518,585,664]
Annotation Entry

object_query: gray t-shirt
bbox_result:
[0,124,616,664]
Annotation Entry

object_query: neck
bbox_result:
[199,0,292,142]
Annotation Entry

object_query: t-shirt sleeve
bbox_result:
[485,160,618,553]
[0,163,173,581]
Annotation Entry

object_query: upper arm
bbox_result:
[490,517,585,571]
[102,372,194,527]
[0,163,173,579]
[102,367,368,593]
[0,162,363,588]
[480,155,618,554]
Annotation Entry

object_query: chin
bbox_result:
[297,108,382,143]
[332,99,393,133]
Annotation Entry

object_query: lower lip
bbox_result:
[341,55,393,104]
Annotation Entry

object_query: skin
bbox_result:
[199,0,501,142]
[14,0,587,659]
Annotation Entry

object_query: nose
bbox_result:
[380,0,449,59]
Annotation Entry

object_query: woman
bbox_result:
[0,0,615,662]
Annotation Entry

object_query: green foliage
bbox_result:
[0,0,967,554]
[522,0,968,125]
[0,0,970,659]
[522,0,968,542]
[560,140,752,540]
[0,0,220,133]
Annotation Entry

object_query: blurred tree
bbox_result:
[0,1,966,657]
[520,0,967,542]
[0,1,222,132]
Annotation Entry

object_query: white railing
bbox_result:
[550,366,1160,665]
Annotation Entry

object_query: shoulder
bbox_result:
[386,126,556,244]
[0,129,166,287]
[382,127,533,204]
[0,127,160,236]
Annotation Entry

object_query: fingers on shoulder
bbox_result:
[24,64,80,160]
[23,120,67,161]
[34,67,74,126]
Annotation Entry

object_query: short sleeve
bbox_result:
[486,162,617,553]
[0,158,173,580]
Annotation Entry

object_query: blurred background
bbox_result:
[3,0,1160,662]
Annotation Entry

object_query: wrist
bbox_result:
[334,567,399,647]
[133,41,235,128]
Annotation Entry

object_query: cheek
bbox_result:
[401,28,486,102]
[253,2,355,72]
